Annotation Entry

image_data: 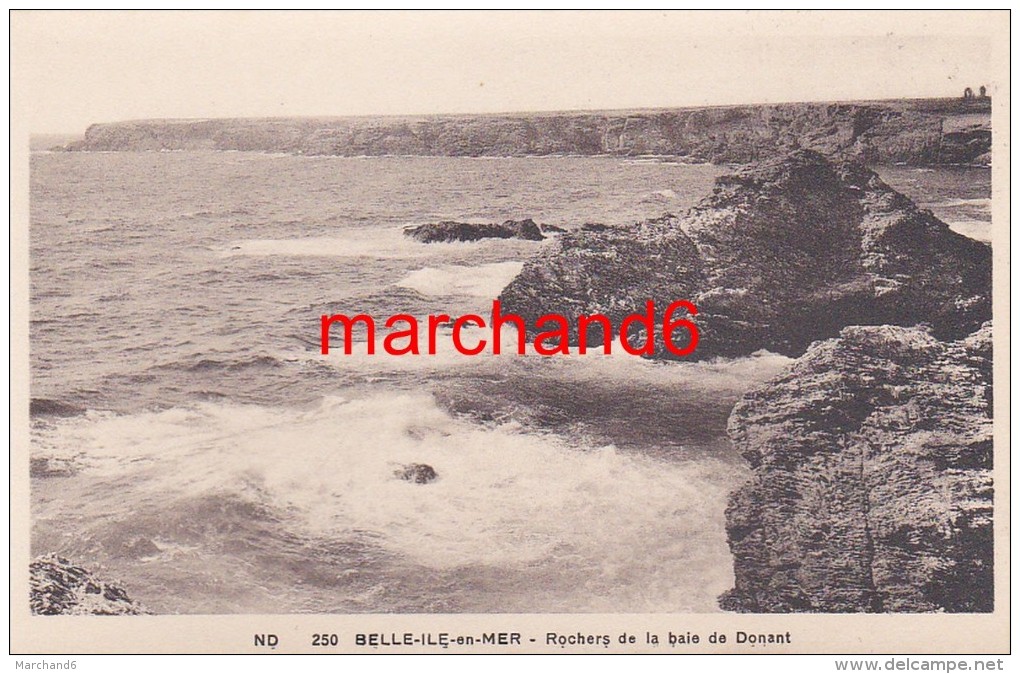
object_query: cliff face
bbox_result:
[30,555,148,615]
[64,100,991,166]
[721,323,993,613]
[497,151,991,359]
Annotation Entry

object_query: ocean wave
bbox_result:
[31,391,744,613]
[639,189,678,203]
[219,228,428,260]
[311,311,792,384]
[97,292,132,302]
[395,262,523,297]
[181,206,254,219]
[934,197,992,209]
[300,286,431,321]
[150,354,286,374]
[620,157,703,166]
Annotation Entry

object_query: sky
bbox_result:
[12,10,1001,134]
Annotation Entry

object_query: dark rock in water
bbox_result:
[404,218,545,243]
[29,456,78,478]
[539,223,568,234]
[971,151,992,166]
[498,219,545,240]
[394,463,438,484]
[30,398,84,418]
[720,323,993,613]
[498,151,991,360]
[30,555,148,615]
[122,537,162,559]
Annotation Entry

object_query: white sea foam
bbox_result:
[312,312,793,388]
[640,188,678,201]
[220,227,427,259]
[936,197,992,210]
[314,312,791,381]
[34,392,747,611]
[396,262,524,297]
[221,229,549,260]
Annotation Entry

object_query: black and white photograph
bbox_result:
[10,10,1009,656]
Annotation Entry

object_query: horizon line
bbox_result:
[29,93,992,137]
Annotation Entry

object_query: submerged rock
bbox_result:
[404,218,545,243]
[720,323,993,613]
[394,463,438,484]
[30,555,148,615]
[498,151,991,360]
[29,456,79,478]
[122,537,162,559]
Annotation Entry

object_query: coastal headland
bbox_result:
[60,97,991,167]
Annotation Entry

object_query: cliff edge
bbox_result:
[720,323,993,612]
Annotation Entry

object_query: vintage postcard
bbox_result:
[9,10,1010,655]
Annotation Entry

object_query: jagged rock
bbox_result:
[394,463,438,484]
[499,214,704,352]
[720,323,993,613]
[686,152,990,351]
[579,222,610,232]
[30,555,148,615]
[403,218,545,243]
[498,151,991,360]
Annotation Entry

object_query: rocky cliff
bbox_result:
[720,323,993,612]
[497,150,991,359]
[63,99,991,166]
[30,555,148,615]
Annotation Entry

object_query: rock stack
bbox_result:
[495,150,994,612]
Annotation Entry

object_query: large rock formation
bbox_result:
[498,214,706,353]
[62,99,991,166]
[498,151,991,359]
[30,555,148,615]
[720,323,993,612]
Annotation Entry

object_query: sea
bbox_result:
[27,151,991,614]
